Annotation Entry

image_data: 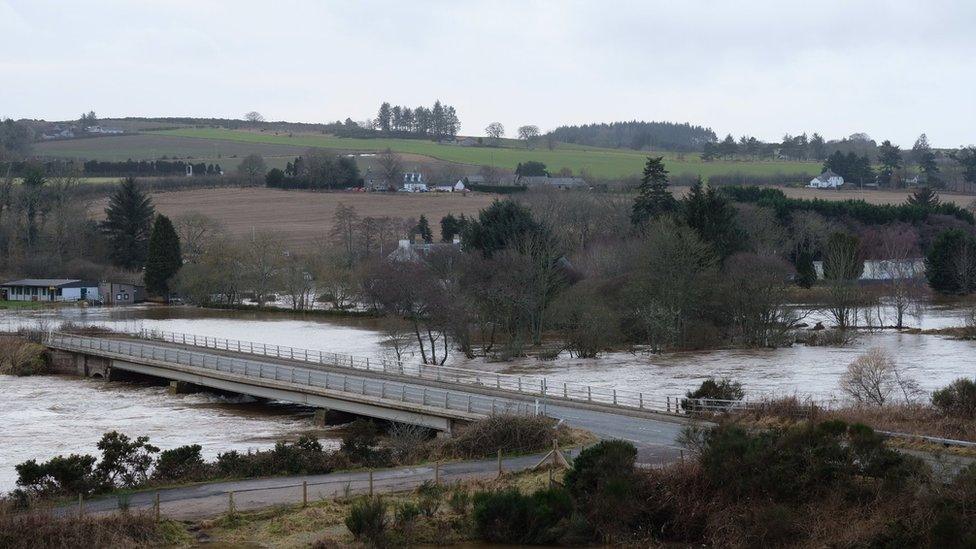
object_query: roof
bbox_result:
[0,278,97,288]
[816,169,841,181]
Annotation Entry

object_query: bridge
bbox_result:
[44,330,688,458]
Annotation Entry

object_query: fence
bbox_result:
[134,328,684,414]
[46,333,536,418]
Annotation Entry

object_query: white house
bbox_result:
[808,169,844,189]
[0,279,100,302]
[401,172,427,192]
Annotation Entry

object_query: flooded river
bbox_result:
[1,303,974,491]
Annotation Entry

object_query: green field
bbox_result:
[152,128,821,180]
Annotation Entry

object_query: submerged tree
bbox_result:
[102,177,154,270]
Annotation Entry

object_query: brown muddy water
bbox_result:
[1,303,974,491]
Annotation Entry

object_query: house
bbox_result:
[99,282,145,305]
[388,238,461,262]
[808,169,844,189]
[434,181,466,193]
[518,175,588,190]
[812,259,925,281]
[0,279,100,302]
[401,172,428,192]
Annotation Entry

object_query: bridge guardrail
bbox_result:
[46,333,535,419]
[134,329,684,414]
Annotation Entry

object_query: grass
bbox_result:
[151,127,822,179]
[0,300,73,310]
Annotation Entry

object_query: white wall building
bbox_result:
[808,169,844,188]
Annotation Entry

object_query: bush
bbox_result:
[444,414,558,459]
[472,487,573,545]
[15,454,99,498]
[153,444,207,482]
[448,484,471,515]
[345,496,388,545]
[415,480,444,518]
[0,509,181,549]
[682,378,744,412]
[341,419,383,465]
[95,432,160,489]
[933,378,976,419]
[564,440,642,541]
[0,336,47,376]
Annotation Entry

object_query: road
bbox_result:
[73,451,583,520]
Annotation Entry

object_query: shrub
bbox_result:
[0,509,180,549]
[95,432,160,488]
[341,419,381,464]
[682,378,744,412]
[153,444,207,482]
[444,414,558,459]
[0,336,47,376]
[932,378,976,419]
[448,484,471,515]
[345,496,388,545]
[416,480,444,518]
[839,348,921,407]
[15,454,99,498]
[564,440,642,541]
[472,487,572,545]
[393,501,420,544]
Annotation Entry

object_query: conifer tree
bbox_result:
[415,215,433,243]
[631,156,677,227]
[102,177,154,269]
[144,215,183,298]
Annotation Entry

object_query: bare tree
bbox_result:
[484,122,505,144]
[45,163,85,263]
[839,348,922,406]
[375,148,403,189]
[237,154,267,187]
[244,111,265,123]
[330,202,360,267]
[517,125,540,148]
[241,231,286,306]
[725,253,807,347]
[876,225,925,328]
[279,252,316,310]
[174,212,224,264]
[379,315,415,363]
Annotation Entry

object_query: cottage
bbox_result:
[401,172,428,192]
[0,279,99,302]
[388,238,461,262]
[808,169,844,189]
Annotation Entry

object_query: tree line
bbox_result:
[374,100,460,139]
[548,120,717,152]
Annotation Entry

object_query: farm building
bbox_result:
[0,279,100,302]
[808,169,844,189]
[99,282,145,305]
[518,175,588,189]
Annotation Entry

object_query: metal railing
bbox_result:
[46,333,534,418]
[133,328,679,414]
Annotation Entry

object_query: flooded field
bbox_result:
[1,303,974,491]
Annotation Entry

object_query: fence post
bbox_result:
[639,393,644,409]
[587,386,592,402]
[369,470,374,495]
[302,481,308,508]
[78,493,84,517]
[667,396,671,413]
[613,389,617,405]
[563,383,567,398]
[497,449,502,478]
[434,462,440,485]
[228,491,235,515]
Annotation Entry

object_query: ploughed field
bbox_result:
[89,188,496,249]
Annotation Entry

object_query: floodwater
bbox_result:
[1,303,974,491]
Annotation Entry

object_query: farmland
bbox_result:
[89,188,497,250]
[148,128,822,180]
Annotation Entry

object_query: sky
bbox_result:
[1,0,974,148]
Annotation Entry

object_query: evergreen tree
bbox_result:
[440,213,463,242]
[462,200,540,258]
[377,102,392,132]
[794,249,818,288]
[144,215,183,298]
[912,134,941,187]
[415,215,433,243]
[682,177,746,260]
[877,140,903,187]
[102,177,155,269]
[906,186,940,208]
[631,156,677,227]
[926,229,976,295]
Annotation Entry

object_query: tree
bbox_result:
[515,161,547,177]
[925,229,976,295]
[517,125,540,147]
[906,186,940,208]
[822,232,865,329]
[630,156,676,227]
[953,146,976,185]
[912,134,941,187]
[877,140,903,187]
[174,212,223,264]
[265,168,285,186]
[241,231,286,306]
[19,166,45,251]
[461,200,540,258]
[144,215,183,299]
[244,111,265,123]
[377,102,392,132]
[79,110,98,127]
[102,177,154,269]
[237,154,267,187]
[440,213,463,242]
[682,177,746,260]
[484,122,505,144]
[875,225,924,329]
[840,348,921,406]
[375,148,403,189]
[414,215,433,243]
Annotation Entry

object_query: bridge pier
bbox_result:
[168,380,205,394]
[49,350,112,379]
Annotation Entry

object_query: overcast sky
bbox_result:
[2,0,974,147]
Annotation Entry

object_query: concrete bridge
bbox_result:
[44,331,688,458]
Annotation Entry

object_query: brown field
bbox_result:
[91,188,497,249]
[671,185,976,206]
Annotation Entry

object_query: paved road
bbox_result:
[72,451,581,520]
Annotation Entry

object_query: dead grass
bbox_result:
[0,507,190,549]
[90,188,496,250]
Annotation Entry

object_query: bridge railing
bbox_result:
[134,329,681,414]
[46,333,535,419]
